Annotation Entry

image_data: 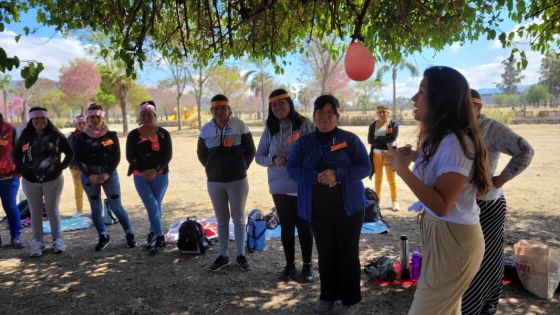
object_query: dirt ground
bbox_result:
[0,124,559,314]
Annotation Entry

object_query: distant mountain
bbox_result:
[477,85,530,96]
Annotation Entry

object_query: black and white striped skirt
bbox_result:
[461,196,507,315]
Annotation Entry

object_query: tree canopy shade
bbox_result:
[1,1,560,87]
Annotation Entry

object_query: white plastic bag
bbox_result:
[514,239,560,299]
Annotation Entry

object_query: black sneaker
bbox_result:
[280,262,298,282]
[210,255,230,271]
[236,255,250,271]
[149,236,166,255]
[126,233,137,248]
[145,232,155,250]
[300,262,314,283]
[95,235,111,251]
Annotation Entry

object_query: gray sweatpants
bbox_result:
[22,176,64,243]
[207,177,249,257]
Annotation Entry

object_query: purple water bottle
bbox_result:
[411,251,422,280]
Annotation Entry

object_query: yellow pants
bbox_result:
[70,168,84,212]
[373,153,397,202]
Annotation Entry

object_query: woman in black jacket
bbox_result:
[367,106,400,210]
[74,103,136,251]
[13,107,73,257]
[126,101,172,254]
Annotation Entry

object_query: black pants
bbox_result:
[311,184,363,306]
[272,194,314,264]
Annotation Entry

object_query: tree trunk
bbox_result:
[392,68,397,120]
[119,83,128,135]
[2,89,7,118]
[176,96,182,130]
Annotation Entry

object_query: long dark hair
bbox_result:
[23,106,57,135]
[417,66,489,195]
[266,89,303,136]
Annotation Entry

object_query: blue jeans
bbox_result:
[81,170,132,236]
[133,173,168,236]
[0,177,21,239]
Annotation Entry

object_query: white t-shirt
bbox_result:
[412,133,479,224]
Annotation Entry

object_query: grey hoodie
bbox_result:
[256,117,314,194]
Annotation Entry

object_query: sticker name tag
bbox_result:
[101,139,114,146]
[288,131,300,144]
[223,138,233,147]
[330,141,347,151]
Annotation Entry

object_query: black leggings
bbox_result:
[272,194,314,264]
[311,184,363,306]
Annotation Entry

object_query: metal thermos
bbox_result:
[400,235,411,280]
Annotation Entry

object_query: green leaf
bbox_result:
[15,34,21,42]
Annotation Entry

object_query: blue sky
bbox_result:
[0,10,543,101]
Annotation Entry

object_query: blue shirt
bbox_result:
[287,128,371,221]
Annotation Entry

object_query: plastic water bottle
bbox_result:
[411,251,422,280]
[400,235,410,280]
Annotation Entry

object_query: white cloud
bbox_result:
[460,51,542,90]
[0,29,93,81]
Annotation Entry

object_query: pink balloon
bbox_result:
[344,42,376,81]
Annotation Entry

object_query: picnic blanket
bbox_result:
[265,220,390,238]
[166,218,390,243]
[42,216,93,234]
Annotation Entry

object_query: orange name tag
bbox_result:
[101,139,114,146]
[22,143,29,151]
[0,139,8,146]
[288,131,300,144]
[223,138,233,147]
[330,141,347,151]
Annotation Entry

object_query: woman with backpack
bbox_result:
[367,105,400,211]
[67,114,87,217]
[287,95,371,314]
[74,103,136,251]
[126,101,172,255]
[255,89,315,283]
[197,94,255,272]
[13,107,73,257]
[0,112,25,249]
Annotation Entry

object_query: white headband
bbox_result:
[29,110,49,119]
[87,109,105,118]
[139,103,157,114]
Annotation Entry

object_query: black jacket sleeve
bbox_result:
[126,129,140,174]
[367,121,376,145]
[241,132,256,169]
[157,128,172,171]
[58,133,73,169]
[107,133,120,174]
[197,137,208,167]
[12,132,24,171]
[74,135,90,176]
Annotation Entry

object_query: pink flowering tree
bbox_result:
[60,59,101,111]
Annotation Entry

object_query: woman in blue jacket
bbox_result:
[287,95,371,314]
[255,88,315,283]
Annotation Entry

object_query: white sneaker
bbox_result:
[29,241,45,257]
[73,212,82,217]
[53,238,66,253]
[392,201,400,211]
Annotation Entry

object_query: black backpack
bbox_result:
[177,218,209,255]
[364,188,382,222]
